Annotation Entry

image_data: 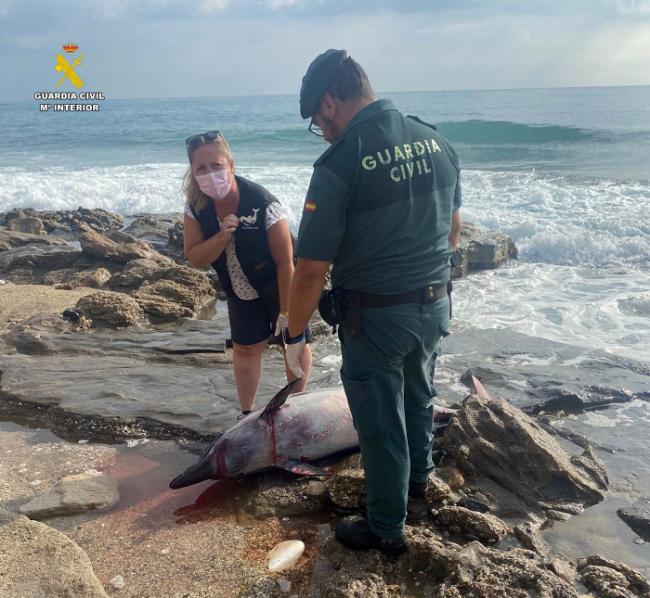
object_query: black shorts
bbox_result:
[227,293,313,346]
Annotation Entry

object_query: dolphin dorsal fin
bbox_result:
[260,379,301,418]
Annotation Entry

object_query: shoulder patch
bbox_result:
[304,199,317,213]
[407,114,438,131]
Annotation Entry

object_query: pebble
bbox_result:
[277,579,292,593]
[109,575,125,590]
[29,480,42,486]
[78,439,89,444]
[268,540,305,572]
[633,537,646,545]
[161,548,170,554]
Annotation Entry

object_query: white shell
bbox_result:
[267,540,305,572]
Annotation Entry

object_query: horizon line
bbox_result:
[3,82,649,103]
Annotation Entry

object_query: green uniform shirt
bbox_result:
[296,99,462,294]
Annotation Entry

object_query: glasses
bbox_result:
[185,130,224,151]
[308,120,324,137]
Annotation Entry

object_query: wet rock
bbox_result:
[168,221,184,248]
[5,328,58,354]
[80,230,172,265]
[0,229,67,252]
[18,472,119,520]
[617,498,650,541]
[577,555,650,598]
[0,244,81,278]
[7,215,45,235]
[435,506,509,544]
[549,558,576,583]
[0,351,243,441]
[133,280,197,320]
[457,222,518,272]
[327,468,366,510]
[0,508,108,597]
[124,213,182,243]
[439,392,609,510]
[513,521,550,556]
[76,290,145,327]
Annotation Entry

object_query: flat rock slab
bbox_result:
[0,349,289,441]
[618,498,650,540]
[0,509,108,597]
[19,472,119,520]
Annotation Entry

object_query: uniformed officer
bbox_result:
[284,49,462,554]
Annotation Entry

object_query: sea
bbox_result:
[1,87,650,571]
[1,86,649,361]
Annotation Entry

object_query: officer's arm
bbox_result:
[183,213,229,268]
[449,209,461,251]
[288,258,330,337]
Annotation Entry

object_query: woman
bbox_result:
[183,130,312,416]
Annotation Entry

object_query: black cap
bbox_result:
[299,49,348,119]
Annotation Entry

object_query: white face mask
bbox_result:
[196,169,232,200]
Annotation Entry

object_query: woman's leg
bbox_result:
[284,343,312,393]
[233,340,267,412]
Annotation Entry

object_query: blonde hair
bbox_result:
[183,136,233,212]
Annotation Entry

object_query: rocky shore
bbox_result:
[1,208,648,597]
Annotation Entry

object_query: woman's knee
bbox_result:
[233,341,267,357]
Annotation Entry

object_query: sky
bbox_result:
[0,0,649,100]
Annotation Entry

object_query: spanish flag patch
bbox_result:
[304,199,317,213]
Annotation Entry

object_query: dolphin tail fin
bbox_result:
[169,454,217,490]
[261,378,302,418]
[459,369,492,400]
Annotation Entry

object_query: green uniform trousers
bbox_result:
[339,296,450,539]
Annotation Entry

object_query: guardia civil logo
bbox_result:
[33,44,106,112]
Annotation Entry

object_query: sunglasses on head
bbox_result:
[185,130,224,151]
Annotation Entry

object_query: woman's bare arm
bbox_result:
[267,219,294,314]
[183,213,232,267]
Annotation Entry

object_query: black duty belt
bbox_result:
[351,282,448,309]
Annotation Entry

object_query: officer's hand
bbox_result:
[285,338,306,378]
[274,312,289,337]
[220,214,239,238]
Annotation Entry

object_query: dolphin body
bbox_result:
[170,376,482,490]
[170,380,357,489]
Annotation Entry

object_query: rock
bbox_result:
[308,525,578,598]
[577,555,650,598]
[168,221,184,248]
[617,498,650,541]
[549,558,576,583]
[109,259,215,299]
[267,540,305,572]
[427,475,452,502]
[133,280,196,320]
[435,506,509,544]
[0,349,249,441]
[327,468,366,510]
[439,392,609,510]
[6,329,58,354]
[242,477,327,518]
[109,575,125,590]
[36,208,123,240]
[76,290,145,327]
[436,466,465,492]
[0,244,81,278]
[124,213,182,243]
[457,222,517,272]
[18,472,119,520]
[7,216,45,235]
[513,521,550,556]
[0,229,67,251]
[43,266,112,289]
[0,508,108,597]
[80,230,172,265]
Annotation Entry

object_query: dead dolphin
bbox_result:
[170,380,358,489]
[170,378,466,490]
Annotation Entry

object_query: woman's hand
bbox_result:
[220,214,239,241]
